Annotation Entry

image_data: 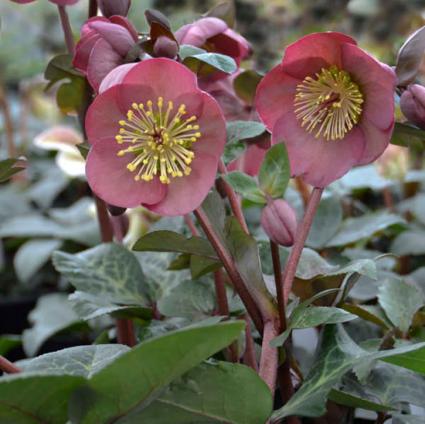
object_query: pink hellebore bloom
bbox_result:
[175,17,251,67]
[11,0,79,4]
[85,58,226,216]
[256,32,396,188]
[73,16,138,92]
[400,84,425,130]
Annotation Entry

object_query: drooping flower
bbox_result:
[85,58,226,216]
[98,0,131,17]
[400,84,425,130]
[175,17,251,67]
[261,199,297,246]
[73,16,138,92]
[255,32,396,188]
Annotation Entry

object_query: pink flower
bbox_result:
[98,0,131,17]
[400,84,425,129]
[175,17,251,67]
[11,0,79,4]
[261,199,297,246]
[73,16,138,92]
[255,32,396,188]
[85,58,226,216]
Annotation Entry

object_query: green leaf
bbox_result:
[393,414,425,424]
[325,212,405,247]
[204,1,236,27]
[182,50,237,76]
[14,239,62,284]
[0,374,85,424]
[129,362,272,423]
[22,293,83,357]
[341,303,391,329]
[52,243,148,308]
[329,388,393,412]
[18,344,129,377]
[391,122,425,149]
[75,321,245,423]
[224,171,266,204]
[0,335,21,357]
[381,345,425,375]
[391,230,425,256]
[133,230,218,260]
[190,255,222,279]
[226,120,266,144]
[378,278,425,333]
[233,70,263,105]
[158,279,216,319]
[44,53,82,89]
[307,194,343,249]
[258,143,290,198]
[0,158,25,182]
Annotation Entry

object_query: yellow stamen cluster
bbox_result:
[294,66,364,141]
[115,97,202,184]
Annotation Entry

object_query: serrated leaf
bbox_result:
[258,143,290,198]
[129,361,272,423]
[378,278,425,333]
[75,321,245,423]
[224,171,266,204]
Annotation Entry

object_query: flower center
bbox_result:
[294,66,364,141]
[115,98,201,184]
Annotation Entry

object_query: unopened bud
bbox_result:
[400,84,425,129]
[98,0,131,17]
[153,36,178,59]
[260,199,297,247]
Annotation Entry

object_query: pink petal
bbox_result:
[123,58,198,100]
[110,16,138,41]
[175,17,228,47]
[73,31,100,72]
[147,152,218,216]
[356,119,394,166]
[87,38,123,91]
[85,84,155,144]
[341,43,396,130]
[282,32,356,79]
[86,137,167,208]
[88,20,135,56]
[255,64,300,131]
[272,112,366,188]
[81,17,108,37]
[209,32,245,63]
[99,63,138,93]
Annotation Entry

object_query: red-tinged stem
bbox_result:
[0,356,20,374]
[243,315,258,371]
[110,215,125,243]
[194,208,263,333]
[213,269,230,316]
[218,160,249,234]
[382,187,395,212]
[116,319,136,347]
[282,187,323,303]
[294,177,310,208]
[88,0,98,18]
[184,214,199,236]
[259,320,278,393]
[57,5,75,55]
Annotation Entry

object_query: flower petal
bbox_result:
[282,32,356,79]
[86,137,167,208]
[99,63,138,93]
[73,31,100,72]
[341,42,396,130]
[147,152,218,216]
[175,17,228,47]
[255,64,300,131]
[272,112,365,187]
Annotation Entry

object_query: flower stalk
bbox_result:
[57,5,75,55]
[0,356,20,374]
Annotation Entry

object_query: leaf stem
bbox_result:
[57,5,75,55]
[294,177,310,208]
[194,208,263,333]
[218,160,249,234]
[184,214,199,236]
[282,187,323,303]
[0,356,20,374]
[243,314,258,371]
[259,320,278,393]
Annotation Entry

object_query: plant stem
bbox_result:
[259,320,278,393]
[281,187,323,303]
[294,177,310,208]
[57,5,75,55]
[88,0,98,17]
[218,160,249,234]
[376,412,386,424]
[243,315,258,371]
[382,187,394,212]
[194,208,263,333]
[0,356,20,374]
[184,214,199,236]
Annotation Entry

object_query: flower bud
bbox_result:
[98,0,131,17]
[260,199,297,247]
[400,84,425,129]
[153,36,178,59]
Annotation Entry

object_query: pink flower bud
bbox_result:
[98,0,131,17]
[400,84,425,129]
[260,199,297,246]
[153,36,178,59]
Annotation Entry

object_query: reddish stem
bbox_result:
[294,177,310,208]
[218,160,249,234]
[243,315,258,371]
[382,187,394,212]
[184,214,199,236]
[88,0,98,17]
[259,320,278,393]
[0,356,20,374]
[194,208,263,333]
[213,269,230,316]
[57,5,75,55]
[282,187,323,303]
